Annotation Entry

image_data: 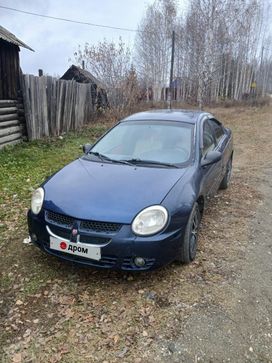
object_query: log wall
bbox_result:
[0,100,25,149]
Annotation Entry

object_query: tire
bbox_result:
[177,203,201,264]
[220,157,232,190]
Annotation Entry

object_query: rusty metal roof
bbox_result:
[0,25,34,51]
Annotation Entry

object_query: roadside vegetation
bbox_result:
[74,0,272,109]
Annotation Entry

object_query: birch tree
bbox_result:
[134,0,178,100]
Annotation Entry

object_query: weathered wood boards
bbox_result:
[0,40,20,100]
[22,75,96,140]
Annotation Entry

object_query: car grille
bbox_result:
[80,220,121,233]
[48,225,111,246]
[46,210,74,228]
[79,235,111,245]
[45,210,122,234]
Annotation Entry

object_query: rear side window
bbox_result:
[203,121,216,155]
[208,119,225,143]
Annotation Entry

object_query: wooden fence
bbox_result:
[22,75,97,140]
[0,99,25,149]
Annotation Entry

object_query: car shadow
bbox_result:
[30,246,180,289]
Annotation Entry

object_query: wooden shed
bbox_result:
[60,65,109,109]
[0,25,33,148]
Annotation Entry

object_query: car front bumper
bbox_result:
[27,209,185,271]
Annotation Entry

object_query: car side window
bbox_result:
[208,119,225,144]
[203,121,216,156]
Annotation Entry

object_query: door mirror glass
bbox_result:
[201,150,222,167]
[83,143,92,154]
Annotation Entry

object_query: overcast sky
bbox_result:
[0,0,153,76]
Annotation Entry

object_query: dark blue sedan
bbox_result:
[28,109,233,271]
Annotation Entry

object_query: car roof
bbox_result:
[122,109,212,124]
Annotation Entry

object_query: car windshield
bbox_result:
[90,120,194,165]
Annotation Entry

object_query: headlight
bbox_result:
[132,205,168,236]
[31,187,44,215]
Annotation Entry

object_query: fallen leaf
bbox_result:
[117,347,128,358]
[113,335,120,344]
[23,329,31,338]
[12,353,22,363]
[63,308,74,318]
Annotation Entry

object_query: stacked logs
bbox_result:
[0,99,25,149]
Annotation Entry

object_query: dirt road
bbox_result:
[1,106,271,363]
[154,169,272,363]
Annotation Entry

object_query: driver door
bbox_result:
[201,119,222,198]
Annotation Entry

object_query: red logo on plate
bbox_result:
[60,241,67,250]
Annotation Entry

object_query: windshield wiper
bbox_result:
[123,158,178,168]
[87,151,132,165]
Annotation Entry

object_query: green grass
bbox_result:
[0,124,110,243]
[0,274,13,289]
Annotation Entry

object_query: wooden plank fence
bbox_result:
[22,74,97,140]
[0,99,25,149]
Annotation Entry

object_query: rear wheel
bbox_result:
[177,203,201,264]
[220,157,232,189]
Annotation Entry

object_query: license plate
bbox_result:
[50,236,101,261]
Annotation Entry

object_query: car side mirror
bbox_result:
[83,143,92,154]
[201,150,222,167]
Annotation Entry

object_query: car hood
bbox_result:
[43,158,187,223]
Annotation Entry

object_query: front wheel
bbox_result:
[177,203,201,264]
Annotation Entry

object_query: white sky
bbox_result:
[0,0,153,76]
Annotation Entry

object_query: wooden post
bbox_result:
[38,69,43,77]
